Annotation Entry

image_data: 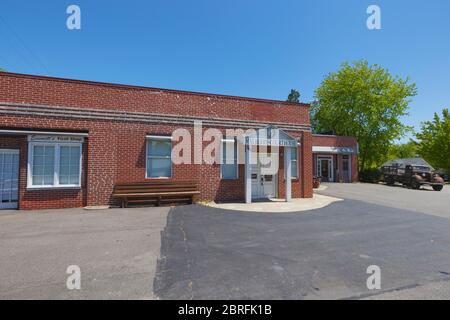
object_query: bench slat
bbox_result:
[113,180,199,208]
[114,191,200,197]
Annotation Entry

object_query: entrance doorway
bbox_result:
[0,149,19,209]
[317,156,333,182]
[250,153,277,200]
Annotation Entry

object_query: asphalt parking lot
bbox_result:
[155,183,450,299]
[318,183,450,219]
[1,183,450,299]
[0,207,169,299]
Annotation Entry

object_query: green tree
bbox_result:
[415,108,450,173]
[287,89,300,103]
[312,60,417,171]
[0,68,6,72]
[387,141,418,160]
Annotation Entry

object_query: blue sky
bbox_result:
[0,0,449,142]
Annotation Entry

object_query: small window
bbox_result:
[221,139,238,180]
[28,142,82,188]
[291,148,298,179]
[146,137,172,178]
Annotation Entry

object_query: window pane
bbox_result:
[59,146,81,185]
[60,165,70,175]
[69,175,80,184]
[147,158,171,178]
[148,139,171,157]
[146,139,172,178]
[33,175,43,185]
[32,145,55,186]
[44,146,54,158]
[44,175,54,185]
[291,148,298,178]
[222,163,237,179]
[44,164,54,176]
[34,146,44,156]
[59,175,69,185]
[222,141,237,164]
[292,161,298,178]
[33,165,44,176]
[291,148,297,161]
[34,155,44,166]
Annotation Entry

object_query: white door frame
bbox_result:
[0,149,20,210]
[317,155,334,182]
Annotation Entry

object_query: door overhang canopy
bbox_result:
[245,125,299,147]
[312,146,354,154]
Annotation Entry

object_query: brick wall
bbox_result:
[0,72,310,126]
[0,72,314,209]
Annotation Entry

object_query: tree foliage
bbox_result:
[287,89,300,103]
[387,141,419,161]
[415,108,450,173]
[312,60,417,171]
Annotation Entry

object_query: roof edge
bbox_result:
[312,134,357,139]
[0,71,310,108]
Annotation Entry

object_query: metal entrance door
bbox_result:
[0,149,19,209]
[251,153,277,199]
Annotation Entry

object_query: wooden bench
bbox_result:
[113,181,200,208]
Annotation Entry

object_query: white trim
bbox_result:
[27,141,82,189]
[145,136,173,179]
[145,135,173,141]
[0,129,88,137]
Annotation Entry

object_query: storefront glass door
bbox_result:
[0,149,19,209]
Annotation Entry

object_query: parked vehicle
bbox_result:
[381,158,444,191]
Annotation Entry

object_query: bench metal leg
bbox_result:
[157,196,161,206]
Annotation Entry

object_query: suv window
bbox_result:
[412,166,431,172]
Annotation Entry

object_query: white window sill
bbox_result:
[145,177,172,180]
[26,186,82,191]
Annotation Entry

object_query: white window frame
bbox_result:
[27,141,83,189]
[220,138,239,180]
[146,136,173,179]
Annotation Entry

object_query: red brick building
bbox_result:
[312,135,359,183]
[0,72,357,210]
